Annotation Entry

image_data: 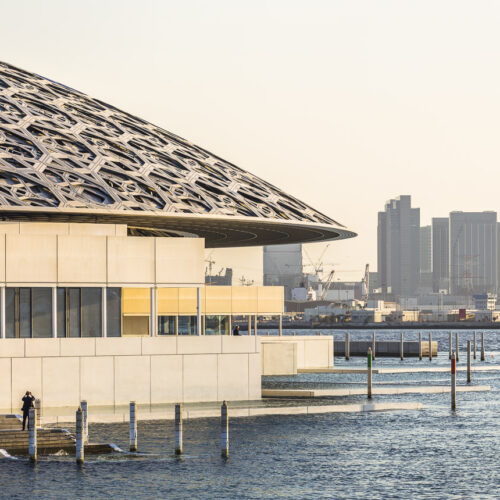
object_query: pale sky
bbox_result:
[1,0,500,283]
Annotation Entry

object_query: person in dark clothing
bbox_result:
[21,391,35,431]
[233,325,240,336]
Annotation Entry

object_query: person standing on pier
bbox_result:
[21,391,35,431]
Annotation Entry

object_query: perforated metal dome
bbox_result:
[0,61,356,247]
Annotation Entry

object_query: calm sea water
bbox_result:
[1,330,499,499]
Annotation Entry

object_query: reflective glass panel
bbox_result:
[5,288,15,338]
[68,288,81,338]
[178,316,198,335]
[19,288,31,338]
[57,288,66,338]
[32,287,51,338]
[106,288,121,337]
[158,315,175,335]
[81,288,102,337]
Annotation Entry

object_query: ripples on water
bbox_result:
[2,330,499,499]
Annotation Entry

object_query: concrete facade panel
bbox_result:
[80,356,114,406]
[42,357,80,407]
[150,355,183,404]
[218,353,249,401]
[57,235,107,283]
[0,339,25,358]
[107,237,155,284]
[11,357,42,411]
[177,336,222,354]
[262,342,297,376]
[155,238,204,284]
[182,354,218,402]
[25,339,60,357]
[95,337,142,356]
[6,235,57,283]
[141,337,177,355]
[59,338,96,357]
[221,336,256,354]
[248,353,262,400]
[114,356,151,405]
[19,222,69,235]
[69,223,124,236]
[303,338,332,368]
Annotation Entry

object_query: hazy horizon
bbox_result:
[2,0,500,282]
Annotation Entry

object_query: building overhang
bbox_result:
[0,207,356,247]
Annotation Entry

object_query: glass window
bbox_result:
[205,315,231,335]
[32,288,52,338]
[106,288,121,337]
[81,288,102,338]
[68,288,81,338]
[57,288,66,338]
[19,288,31,338]
[5,288,15,338]
[158,316,176,335]
[178,316,198,335]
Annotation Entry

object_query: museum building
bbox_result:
[0,61,355,410]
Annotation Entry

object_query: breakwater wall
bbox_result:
[334,340,438,357]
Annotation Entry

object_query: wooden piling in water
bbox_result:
[455,332,459,362]
[175,403,183,455]
[429,332,432,361]
[481,332,485,361]
[81,400,88,443]
[34,398,41,429]
[451,352,456,410]
[400,332,404,360]
[129,401,137,452]
[372,332,376,360]
[28,408,36,463]
[449,332,452,360]
[76,407,84,464]
[467,340,471,384]
[367,347,373,399]
[345,332,350,360]
[473,331,477,360]
[221,401,229,458]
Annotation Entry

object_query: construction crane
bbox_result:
[303,244,330,277]
[320,270,335,300]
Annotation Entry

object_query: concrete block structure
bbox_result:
[0,61,355,410]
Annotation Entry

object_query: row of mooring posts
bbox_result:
[28,398,230,464]
[365,346,473,410]
[344,331,487,362]
[448,332,485,362]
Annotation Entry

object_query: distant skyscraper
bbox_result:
[377,195,420,296]
[263,244,303,298]
[449,211,497,295]
[432,217,449,292]
[420,225,432,273]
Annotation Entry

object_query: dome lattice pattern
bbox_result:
[0,61,339,227]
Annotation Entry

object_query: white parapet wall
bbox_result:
[260,335,334,375]
[0,336,261,411]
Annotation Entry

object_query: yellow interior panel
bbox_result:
[158,287,179,315]
[122,287,150,315]
[205,286,232,314]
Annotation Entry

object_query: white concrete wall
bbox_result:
[0,336,261,410]
[0,223,205,286]
[261,342,297,376]
[260,336,333,369]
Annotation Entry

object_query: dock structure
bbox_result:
[0,414,116,456]
[334,340,438,357]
